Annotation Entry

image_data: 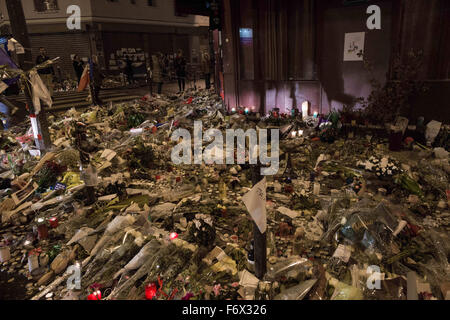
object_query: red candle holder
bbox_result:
[145,283,157,300]
[37,224,48,240]
[284,185,294,194]
[49,217,58,229]
[221,208,227,218]
[87,290,102,300]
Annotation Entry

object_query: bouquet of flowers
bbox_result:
[359,156,402,178]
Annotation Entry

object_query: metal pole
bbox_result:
[5,0,51,151]
[252,163,267,279]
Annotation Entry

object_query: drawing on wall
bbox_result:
[344,32,365,61]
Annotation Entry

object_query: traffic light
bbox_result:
[209,0,222,31]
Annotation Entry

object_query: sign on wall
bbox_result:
[239,28,253,46]
[343,32,365,61]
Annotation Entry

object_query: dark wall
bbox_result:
[410,81,450,123]
[318,0,393,113]
[223,0,449,122]
[223,0,394,114]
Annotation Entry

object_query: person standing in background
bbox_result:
[90,56,104,105]
[168,55,175,81]
[72,55,84,82]
[175,49,187,93]
[152,53,164,94]
[125,55,135,86]
[146,64,153,96]
[36,47,55,98]
[201,50,212,90]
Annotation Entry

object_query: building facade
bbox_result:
[0,0,210,79]
[221,0,450,121]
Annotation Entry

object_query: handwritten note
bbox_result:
[242,177,267,233]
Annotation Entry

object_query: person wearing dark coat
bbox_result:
[72,55,84,82]
[36,47,55,96]
[174,50,187,93]
[125,56,134,85]
[201,50,212,90]
[90,56,105,105]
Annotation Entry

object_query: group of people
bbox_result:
[150,49,187,94]
[149,49,212,95]
[35,46,213,106]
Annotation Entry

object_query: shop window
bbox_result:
[34,0,59,12]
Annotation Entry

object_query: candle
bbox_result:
[37,224,48,240]
[49,217,58,228]
[0,246,11,263]
[221,208,227,217]
[87,290,102,300]
[145,283,157,300]
[244,107,249,115]
[302,101,310,120]
[28,254,39,273]
[313,112,319,119]
[284,185,294,193]
[298,130,304,136]
[231,107,236,113]
[169,232,179,240]
[291,131,297,138]
[313,183,321,195]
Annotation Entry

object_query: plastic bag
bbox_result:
[274,279,317,300]
[80,165,98,187]
[329,277,364,300]
[266,257,313,281]
[340,202,398,253]
[106,215,136,235]
[124,240,161,272]
[425,120,442,145]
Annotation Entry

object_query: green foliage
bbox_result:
[35,161,67,192]
[127,138,154,171]
[127,113,145,129]
[358,50,428,124]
